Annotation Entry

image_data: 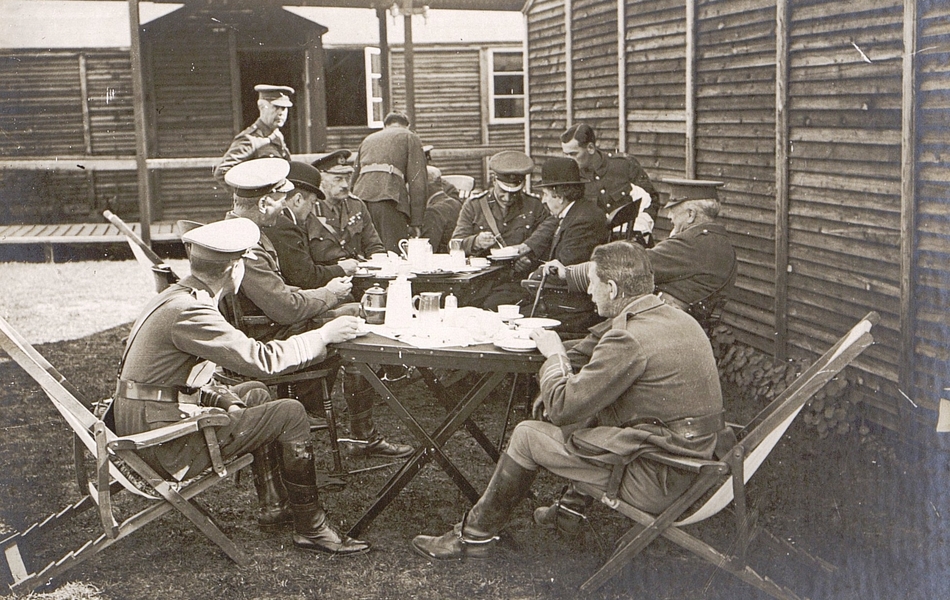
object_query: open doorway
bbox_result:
[238,50,304,152]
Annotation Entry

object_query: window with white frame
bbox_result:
[489,49,525,123]
[364,47,384,129]
[325,47,383,128]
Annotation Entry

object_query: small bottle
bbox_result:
[444,293,458,314]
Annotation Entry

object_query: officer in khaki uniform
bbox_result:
[225,158,412,460]
[561,123,659,246]
[307,150,386,266]
[451,150,558,309]
[213,85,294,185]
[114,218,370,555]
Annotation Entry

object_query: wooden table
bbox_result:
[333,332,545,536]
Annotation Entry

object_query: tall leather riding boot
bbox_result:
[411,454,537,560]
[533,483,593,539]
[343,369,412,459]
[251,442,292,532]
[278,441,370,555]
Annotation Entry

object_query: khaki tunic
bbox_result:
[212,119,291,184]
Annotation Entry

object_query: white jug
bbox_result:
[398,238,432,264]
[384,276,414,328]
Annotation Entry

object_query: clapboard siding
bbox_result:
[912,0,950,412]
[0,52,85,156]
[527,0,568,162]
[786,0,904,417]
[572,0,620,150]
[85,51,136,155]
[157,168,231,224]
[625,0,686,176]
[694,0,776,354]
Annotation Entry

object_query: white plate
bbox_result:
[494,338,537,352]
[490,248,520,258]
[488,253,519,262]
[513,317,561,330]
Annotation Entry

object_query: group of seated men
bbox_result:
[112,82,737,565]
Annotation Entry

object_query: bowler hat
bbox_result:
[287,161,326,199]
[535,157,585,188]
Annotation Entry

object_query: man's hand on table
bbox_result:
[337,258,359,276]
[529,329,567,358]
[326,276,353,299]
[319,316,367,344]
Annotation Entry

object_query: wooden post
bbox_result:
[564,0,573,127]
[479,48,490,146]
[522,11,531,156]
[898,0,918,425]
[376,6,391,116]
[228,29,242,133]
[403,0,416,125]
[685,0,696,177]
[774,0,790,363]
[128,0,152,245]
[617,0,626,151]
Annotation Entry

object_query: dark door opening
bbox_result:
[238,50,304,152]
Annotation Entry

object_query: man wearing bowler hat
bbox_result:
[451,150,557,310]
[521,157,609,333]
[561,123,659,246]
[214,84,295,185]
[114,217,370,555]
[262,161,356,290]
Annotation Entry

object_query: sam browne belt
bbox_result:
[116,379,193,403]
[360,163,405,179]
[623,411,725,440]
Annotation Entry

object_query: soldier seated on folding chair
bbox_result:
[519,157,608,334]
[114,218,370,555]
[412,240,725,560]
[225,158,412,460]
[560,178,737,334]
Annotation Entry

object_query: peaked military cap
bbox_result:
[312,149,354,175]
[488,150,534,192]
[255,84,294,107]
[181,218,260,261]
[287,161,326,199]
[224,158,293,198]
[536,157,585,188]
[661,177,724,208]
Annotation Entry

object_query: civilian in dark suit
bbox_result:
[522,158,609,333]
[421,166,462,254]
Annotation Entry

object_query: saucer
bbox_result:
[513,317,561,330]
[494,338,537,352]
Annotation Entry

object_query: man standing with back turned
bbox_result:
[350,111,428,252]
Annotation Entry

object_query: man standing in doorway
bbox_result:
[213,84,294,185]
[350,111,428,253]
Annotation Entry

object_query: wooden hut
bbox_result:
[523,0,949,439]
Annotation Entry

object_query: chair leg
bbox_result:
[320,377,345,477]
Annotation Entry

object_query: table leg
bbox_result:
[346,363,507,536]
[418,369,500,462]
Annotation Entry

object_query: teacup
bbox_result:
[497,304,521,319]
[470,257,490,268]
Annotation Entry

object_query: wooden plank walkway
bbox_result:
[0,221,180,262]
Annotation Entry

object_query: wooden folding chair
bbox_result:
[605,199,642,242]
[442,175,475,199]
[574,312,879,599]
[103,210,180,293]
[0,315,253,595]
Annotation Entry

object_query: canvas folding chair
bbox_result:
[0,315,253,595]
[442,175,475,199]
[103,210,180,293]
[574,312,878,599]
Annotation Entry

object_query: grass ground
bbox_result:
[2,260,949,599]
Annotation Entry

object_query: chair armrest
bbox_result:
[640,450,726,474]
[108,411,230,451]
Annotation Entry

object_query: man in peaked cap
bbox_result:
[520,157,609,333]
[227,159,411,459]
[308,151,386,268]
[561,122,659,246]
[350,111,429,253]
[213,84,295,185]
[560,177,737,333]
[114,217,371,555]
[451,150,558,309]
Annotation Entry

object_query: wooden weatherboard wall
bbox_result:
[524,0,950,439]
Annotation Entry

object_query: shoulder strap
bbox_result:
[116,290,180,380]
[477,193,505,246]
